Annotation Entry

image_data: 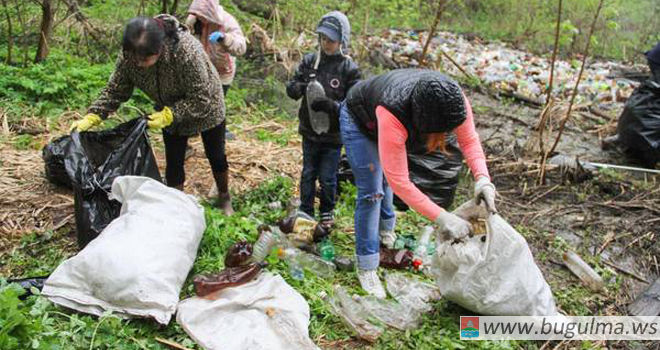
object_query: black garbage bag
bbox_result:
[7,276,49,299]
[617,80,660,167]
[393,140,463,211]
[43,135,73,189]
[64,118,161,248]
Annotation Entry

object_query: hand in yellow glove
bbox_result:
[70,113,102,132]
[147,106,174,130]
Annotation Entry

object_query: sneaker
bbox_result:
[320,212,334,228]
[357,269,386,299]
[380,230,397,249]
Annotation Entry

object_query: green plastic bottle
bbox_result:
[318,239,335,262]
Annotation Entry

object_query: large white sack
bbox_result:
[428,200,557,316]
[177,272,319,350]
[42,176,205,325]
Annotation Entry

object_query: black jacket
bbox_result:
[286,52,361,144]
[345,69,466,154]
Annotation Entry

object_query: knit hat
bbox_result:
[410,76,467,133]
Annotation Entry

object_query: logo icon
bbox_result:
[460,316,480,338]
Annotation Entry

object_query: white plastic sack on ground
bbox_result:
[428,200,557,316]
[177,272,318,350]
[42,176,205,325]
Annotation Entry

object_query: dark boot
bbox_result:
[169,183,184,191]
[212,171,234,215]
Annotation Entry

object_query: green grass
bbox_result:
[1,175,536,349]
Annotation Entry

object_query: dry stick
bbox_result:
[546,0,562,104]
[419,0,448,66]
[155,337,193,350]
[547,0,604,157]
[537,0,562,185]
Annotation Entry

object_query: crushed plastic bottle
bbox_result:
[266,307,319,349]
[306,78,330,134]
[353,294,422,331]
[562,251,605,292]
[318,239,335,262]
[384,272,442,313]
[412,226,433,272]
[323,285,383,343]
[193,263,263,299]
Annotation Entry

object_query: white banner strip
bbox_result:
[460,316,660,340]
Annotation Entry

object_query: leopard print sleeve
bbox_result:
[88,52,135,118]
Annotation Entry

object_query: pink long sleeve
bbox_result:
[377,106,443,221]
[455,94,490,180]
[376,97,490,222]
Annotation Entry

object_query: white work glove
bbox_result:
[435,211,472,240]
[474,176,497,214]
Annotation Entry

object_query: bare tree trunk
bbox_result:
[12,0,28,66]
[34,0,54,63]
[170,0,179,15]
[1,0,13,64]
[161,0,168,14]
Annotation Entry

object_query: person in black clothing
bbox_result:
[646,41,660,83]
[286,11,361,227]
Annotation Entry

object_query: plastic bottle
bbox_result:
[412,226,433,272]
[562,251,605,292]
[251,225,277,263]
[284,248,335,278]
[193,263,263,298]
[284,249,305,280]
[318,238,335,262]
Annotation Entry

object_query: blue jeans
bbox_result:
[339,103,396,270]
[299,137,342,217]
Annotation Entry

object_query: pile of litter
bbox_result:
[364,29,646,112]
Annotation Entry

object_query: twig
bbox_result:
[596,232,615,255]
[548,0,604,156]
[602,259,649,284]
[155,337,193,350]
[420,0,449,66]
[545,0,562,104]
[529,184,560,204]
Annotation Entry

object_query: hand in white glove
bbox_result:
[435,211,472,240]
[474,176,497,214]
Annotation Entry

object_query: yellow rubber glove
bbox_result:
[70,113,102,132]
[147,106,174,130]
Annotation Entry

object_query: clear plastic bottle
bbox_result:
[284,248,335,278]
[285,249,305,281]
[412,226,433,272]
[251,226,277,263]
[562,251,605,291]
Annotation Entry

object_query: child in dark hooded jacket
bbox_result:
[286,11,361,227]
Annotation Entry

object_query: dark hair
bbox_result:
[122,16,177,58]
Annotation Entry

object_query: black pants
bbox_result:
[299,137,342,217]
[163,122,228,187]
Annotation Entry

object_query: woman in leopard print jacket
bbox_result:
[71,14,234,214]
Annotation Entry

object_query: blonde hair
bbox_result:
[426,132,449,155]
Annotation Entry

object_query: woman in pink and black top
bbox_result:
[340,69,497,298]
